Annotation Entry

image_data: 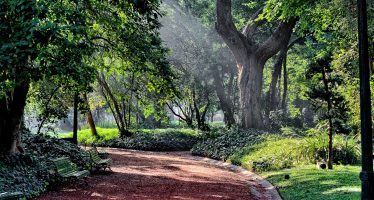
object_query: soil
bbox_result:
[36,148,269,200]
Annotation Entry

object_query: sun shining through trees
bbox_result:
[0,0,373,199]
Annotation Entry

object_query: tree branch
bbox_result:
[216,0,250,62]
[166,102,186,121]
[242,8,265,39]
[256,18,298,62]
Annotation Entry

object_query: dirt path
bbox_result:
[36,148,272,200]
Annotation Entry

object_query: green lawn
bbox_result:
[261,165,361,200]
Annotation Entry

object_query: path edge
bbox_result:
[189,155,282,200]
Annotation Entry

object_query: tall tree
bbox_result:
[215,0,297,129]
[0,0,94,153]
[307,54,350,169]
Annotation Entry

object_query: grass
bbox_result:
[190,129,362,199]
[228,137,310,171]
[59,127,119,145]
[261,165,361,200]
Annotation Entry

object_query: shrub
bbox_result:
[191,129,267,160]
[228,133,360,172]
[62,128,201,151]
[302,130,360,165]
[102,128,201,151]
[0,153,50,197]
[0,132,90,198]
[23,133,90,169]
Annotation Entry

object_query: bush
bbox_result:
[191,129,267,160]
[24,133,90,169]
[62,128,202,151]
[0,153,50,197]
[104,128,201,151]
[302,130,360,165]
[0,132,90,198]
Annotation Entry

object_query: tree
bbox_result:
[0,0,94,153]
[307,54,350,169]
[0,0,172,153]
[83,93,98,137]
[215,0,297,129]
[161,0,237,129]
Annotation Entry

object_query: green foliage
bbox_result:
[306,54,351,135]
[60,127,119,146]
[103,129,201,151]
[0,132,89,198]
[302,129,360,165]
[62,128,201,151]
[229,137,309,172]
[0,154,49,197]
[192,129,360,172]
[262,165,360,200]
[23,133,90,170]
[0,0,95,93]
[191,129,267,160]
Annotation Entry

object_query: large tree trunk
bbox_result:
[216,0,297,129]
[238,57,265,129]
[0,81,29,153]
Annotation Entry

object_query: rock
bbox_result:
[284,174,290,179]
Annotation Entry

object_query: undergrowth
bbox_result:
[61,128,202,151]
[0,132,89,198]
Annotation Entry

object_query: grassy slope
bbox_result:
[262,165,360,200]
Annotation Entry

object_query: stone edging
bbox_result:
[188,156,282,200]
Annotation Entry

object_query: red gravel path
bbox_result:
[36,148,268,200]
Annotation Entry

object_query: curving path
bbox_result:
[36,148,275,200]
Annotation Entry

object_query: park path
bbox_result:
[36,148,273,200]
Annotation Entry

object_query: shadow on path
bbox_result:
[36,148,264,200]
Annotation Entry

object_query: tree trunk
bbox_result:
[0,81,30,153]
[211,65,236,128]
[238,57,265,129]
[96,72,130,137]
[264,46,288,125]
[281,53,288,110]
[216,0,297,129]
[328,118,333,169]
[321,66,333,169]
[84,94,98,137]
[73,93,78,145]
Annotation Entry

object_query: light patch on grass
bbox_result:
[322,186,360,195]
[228,137,310,171]
[261,165,361,200]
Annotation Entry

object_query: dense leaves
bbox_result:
[62,128,202,151]
[191,129,267,160]
[0,131,89,198]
